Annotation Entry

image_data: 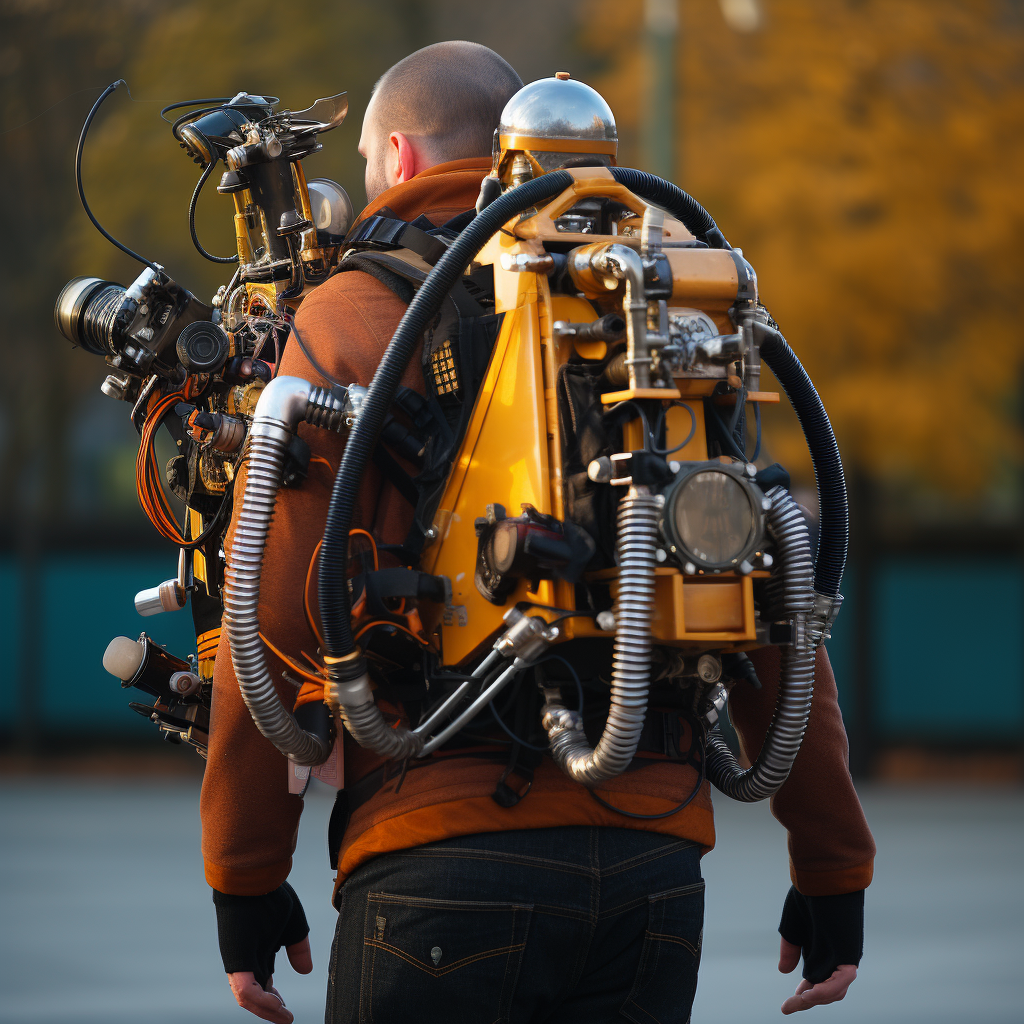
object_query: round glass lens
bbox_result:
[489,522,518,573]
[673,470,755,566]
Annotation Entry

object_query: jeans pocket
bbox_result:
[358,891,533,1024]
[621,881,705,1024]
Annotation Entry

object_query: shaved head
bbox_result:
[359,41,522,201]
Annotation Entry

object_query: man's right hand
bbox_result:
[213,882,313,1023]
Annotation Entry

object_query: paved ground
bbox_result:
[1,777,1021,1023]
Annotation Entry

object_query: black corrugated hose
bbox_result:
[757,323,848,598]
[609,168,732,250]
[317,170,574,664]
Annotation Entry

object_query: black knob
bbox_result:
[176,321,229,374]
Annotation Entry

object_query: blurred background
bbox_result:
[1,1,1022,1022]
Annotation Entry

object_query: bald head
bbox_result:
[359,41,522,202]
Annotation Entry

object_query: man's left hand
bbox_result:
[777,886,864,1014]
[778,937,857,1014]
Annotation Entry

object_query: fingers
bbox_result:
[286,936,314,975]
[778,937,801,974]
[780,965,858,1014]
[228,971,294,1024]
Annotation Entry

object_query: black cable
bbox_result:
[285,315,348,389]
[189,160,238,264]
[751,403,762,462]
[651,401,697,455]
[605,399,654,450]
[160,96,233,123]
[76,81,159,272]
[488,653,586,751]
[489,701,548,751]
[588,735,706,820]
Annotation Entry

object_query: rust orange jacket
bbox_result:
[200,158,875,903]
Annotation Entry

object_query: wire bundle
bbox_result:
[135,385,193,544]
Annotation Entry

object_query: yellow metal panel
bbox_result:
[425,303,553,665]
[189,509,208,584]
[683,579,746,633]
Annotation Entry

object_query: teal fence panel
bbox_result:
[0,559,21,726]
[875,558,1024,739]
[38,554,198,734]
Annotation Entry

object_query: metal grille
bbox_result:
[430,339,459,397]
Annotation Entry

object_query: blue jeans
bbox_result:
[326,827,704,1024]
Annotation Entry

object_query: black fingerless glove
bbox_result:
[778,886,864,984]
[212,881,309,990]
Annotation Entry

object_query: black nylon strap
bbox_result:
[344,214,449,265]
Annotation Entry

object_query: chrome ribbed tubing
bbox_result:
[305,386,346,431]
[543,488,660,785]
[223,376,334,766]
[332,693,424,760]
[705,485,816,801]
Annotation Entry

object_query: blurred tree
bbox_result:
[585,0,1024,498]
[0,0,585,537]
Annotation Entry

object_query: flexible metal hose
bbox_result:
[542,487,660,785]
[223,376,343,766]
[705,485,816,801]
[327,673,423,760]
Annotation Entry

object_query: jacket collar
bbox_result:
[354,157,492,226]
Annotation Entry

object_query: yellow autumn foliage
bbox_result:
[585,0,1024,495]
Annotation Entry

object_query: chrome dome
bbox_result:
[498,75,617,144]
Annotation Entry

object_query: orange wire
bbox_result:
[302,530,380,648]
[258,631,328,685]
[135,382,199,544]
[303,539,325,647]
[354,618,433,649]
[309,455,335,474]
[349,528,379,571]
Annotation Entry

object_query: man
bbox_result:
[202,41,874,1024]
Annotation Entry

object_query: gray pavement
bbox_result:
[0,778,1021,1023]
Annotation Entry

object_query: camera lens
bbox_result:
[54,276,127,356]
[176,321,229,373]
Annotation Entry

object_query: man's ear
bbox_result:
[388,131,421,185]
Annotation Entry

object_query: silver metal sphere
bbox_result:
[498,76,617,144]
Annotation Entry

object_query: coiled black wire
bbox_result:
[317,171,575,663]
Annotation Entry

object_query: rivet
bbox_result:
[431,946,442,965]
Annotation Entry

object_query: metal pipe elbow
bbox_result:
[325,656,424,760]
[590,244,650,389]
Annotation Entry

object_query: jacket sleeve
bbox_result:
[728,645,876,896]
[200,274,415,895]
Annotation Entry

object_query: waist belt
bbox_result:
[326,707,704,870]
